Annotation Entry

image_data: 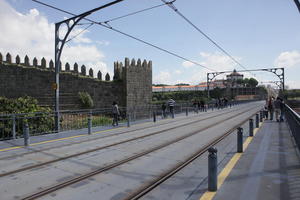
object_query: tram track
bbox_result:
[123,112,258,200]
[20,105,259,200]
[0,106,240,160]
[0,106,245,178]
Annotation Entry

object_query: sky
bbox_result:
[0,0,300,88]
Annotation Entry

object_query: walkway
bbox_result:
[201,120,300,200]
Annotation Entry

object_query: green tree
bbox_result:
[248,78,258,87]
[236,79,243,85]
[243,78,249,87]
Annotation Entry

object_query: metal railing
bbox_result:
[0,100,253,141]
[284,104,300,150]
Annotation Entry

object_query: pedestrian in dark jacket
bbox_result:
[268,97,274,120]
[112,101,120,126]
[162,103,167,118]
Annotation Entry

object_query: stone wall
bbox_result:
[0,52,152,111]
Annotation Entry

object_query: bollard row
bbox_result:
[207,111,263,192]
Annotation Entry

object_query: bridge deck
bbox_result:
[0,103,299,200]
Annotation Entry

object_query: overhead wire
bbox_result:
[32,0,217,71]
[101,3,167,23]
[160,0,257,77]
[65,23,94,43]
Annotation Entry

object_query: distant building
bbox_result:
[152,84,206,92]
[226,69,243,81]
[152,79,226,92]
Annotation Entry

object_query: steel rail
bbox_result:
[0,107,229,160]
[0,106,243,177]
[20,106,258,200]
[124,112,260,200]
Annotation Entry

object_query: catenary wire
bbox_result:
[101,3,168,23]
[65,23,94,43]
[33,0,167,44]
[161,0,257,77]
[32,0,217,71]
[69,3,170,41]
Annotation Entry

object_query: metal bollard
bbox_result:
[23,123,30,146]
[88,114,92,135]
[249,118,254,137]
[153,111,156,122]
[259,111,263,122]
[12,114,16,139]
[255,113,259,128]
[208,147,218,191]
[186,108,188,116]
[237,127,243,153]
[127,114,130,127]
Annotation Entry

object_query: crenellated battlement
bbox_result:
[0,52,111,80]
[0,52,152,82]
[0,52,152,110]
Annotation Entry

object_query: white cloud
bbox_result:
[0,0,108,77]
[153,71,172,84]
[68,28,92,44]
[96,40,110,46]
[274,50,300,68]
[190,70,207,84]
[286,80,300,89]
[182,61,195,68]
[174,70,182,75]
[62,45,104,63]
[199,51,238,72]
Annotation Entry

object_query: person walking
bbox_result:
[168,98,175,118]
[161,102,167,118]
[279,97,285,122]
[112,101,120,126]
[274,97,281,122]
[200,100,205,112]
[268,97,274,120]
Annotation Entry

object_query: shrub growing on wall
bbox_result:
[78,92,94,109]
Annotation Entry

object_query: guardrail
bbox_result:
[284,104,300,150]
[0,100,253,141]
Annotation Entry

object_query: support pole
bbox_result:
[88,113,92,135]
[12,114,16,139]
[127,114,130,127]
[256,113,259,128]
[53,0,125,133]
[153,111,156,123]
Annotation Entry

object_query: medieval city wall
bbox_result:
[0,52,152,110]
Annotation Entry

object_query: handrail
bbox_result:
[285,104,300,120]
